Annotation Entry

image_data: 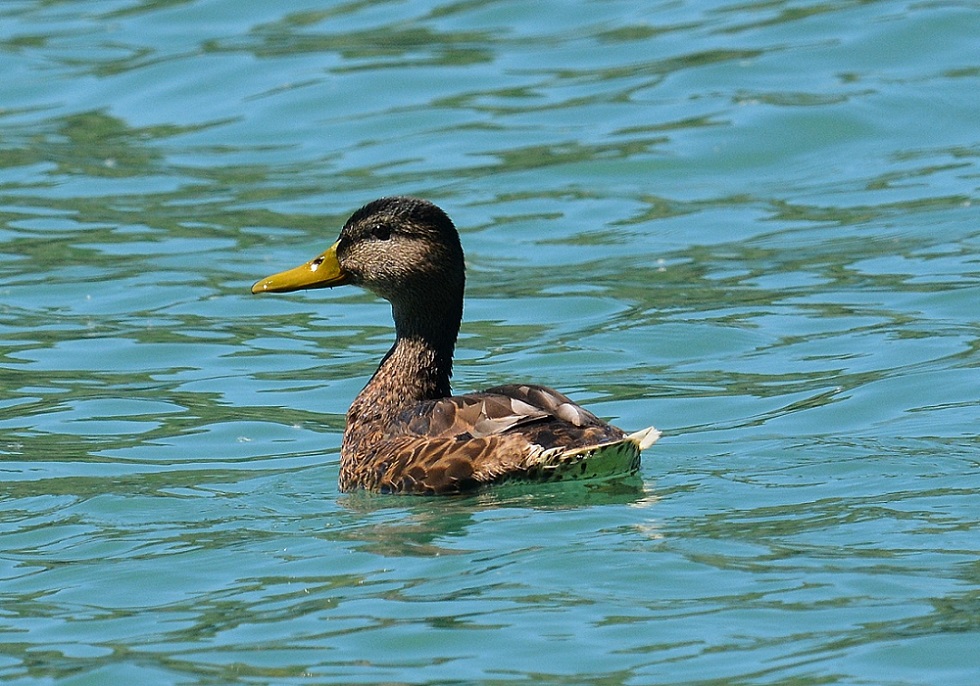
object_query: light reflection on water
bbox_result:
[1,0,978,684]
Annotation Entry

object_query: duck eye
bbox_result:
[372,224,392,241]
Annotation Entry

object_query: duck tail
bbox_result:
[626,426,661,451]
[525,426,661,483]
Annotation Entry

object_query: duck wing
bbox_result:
[392,387,551,439]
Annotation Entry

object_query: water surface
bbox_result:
[1,1,978,684]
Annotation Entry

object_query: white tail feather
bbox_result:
[627,426,661,451]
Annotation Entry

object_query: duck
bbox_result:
[251,196,659,494]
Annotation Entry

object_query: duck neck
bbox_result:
[344,297,460,448]
[372,327,456,403]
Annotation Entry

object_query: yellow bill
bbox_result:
[251,241,350,294]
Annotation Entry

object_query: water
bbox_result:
[1,0,978,683]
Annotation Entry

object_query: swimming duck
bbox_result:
[252,196,659,494]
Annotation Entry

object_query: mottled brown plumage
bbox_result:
[252,196,659,494]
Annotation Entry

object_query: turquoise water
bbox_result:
[2,0,978,683]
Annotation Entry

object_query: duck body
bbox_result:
[252,196,659,495]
